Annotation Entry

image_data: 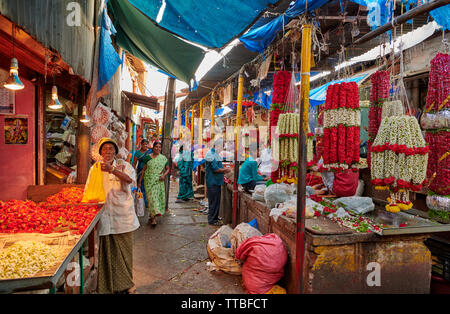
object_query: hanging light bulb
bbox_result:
[48,85,63,110]
[80,106,90,123]
[4,25,24,91]
[4,58,24,90]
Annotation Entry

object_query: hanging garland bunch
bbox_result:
[422,52,449,197]
[270,71,292,182]
[425,53,450,113]
[322,82,361,172]
[275,113,299,184]
[371,115,429,212]
[368,71,390,169]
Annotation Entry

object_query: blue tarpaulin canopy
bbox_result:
[240,0,329,53]
[309,74,369,107]
[127,0,280,48]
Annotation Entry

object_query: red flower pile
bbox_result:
[0,199,101,235]
[425,53,450,113]
[306,173,323,186]
[322,82,360,172]
[368,71,390,169]
[44,187,84,205]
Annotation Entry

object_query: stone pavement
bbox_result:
[132,182,245,294]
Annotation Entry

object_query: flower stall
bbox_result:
[0,185,103,294]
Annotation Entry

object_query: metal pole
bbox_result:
[353,0,450,45]
[232,69,244,227]
[79,246,83,294]
[296,23,312,295]
[211,92,216,143]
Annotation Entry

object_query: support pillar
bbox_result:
[296,23,312,294]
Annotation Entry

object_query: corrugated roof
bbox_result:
[0,0,101,82]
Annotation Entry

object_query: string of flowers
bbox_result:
[371,115,429,212]
[368,71,390,170]
[270,71,291,182]
[275,113,299,184]
[425,53,450,113]
[322,82,361,172]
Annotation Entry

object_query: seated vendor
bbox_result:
[309,159,359,197]
[238,153,265,193]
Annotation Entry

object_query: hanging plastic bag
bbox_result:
[81,162,106,203]
[135,189,145,217]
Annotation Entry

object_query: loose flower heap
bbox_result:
[371,115,429,212]
[368,71,390,169]
[322,82,361,172]
[423,53,450,197]
[0,241,59,279]
[44,187,84,205]
[0,200,101,235]
[274,113,299,184]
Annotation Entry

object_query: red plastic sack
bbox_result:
[333,169,359,197]
[235,233,288,294]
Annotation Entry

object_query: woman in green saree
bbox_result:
[138,142,169,226]
[175,145,194,203]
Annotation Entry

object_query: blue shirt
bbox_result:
[205,159,224,186]
[237,157,264,185]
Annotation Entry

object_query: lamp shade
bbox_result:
[4,58,24,91]
[48,85,63,110]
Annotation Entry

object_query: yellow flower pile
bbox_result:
[0,241,59,279]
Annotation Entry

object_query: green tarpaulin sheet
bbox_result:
[108,0,205,85]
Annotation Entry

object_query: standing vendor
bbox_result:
[238,153,265,192]
[84,137,140,294]
[205,147,231,226]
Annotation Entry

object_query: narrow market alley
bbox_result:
[132,183,245,294]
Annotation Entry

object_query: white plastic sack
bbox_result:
[333,196,375,215]
[252,185,266,202]
[264,184,289,209]
[230,223,262,255]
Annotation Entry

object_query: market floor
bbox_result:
[132,182,245,294]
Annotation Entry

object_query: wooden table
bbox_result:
[236,191,434,294]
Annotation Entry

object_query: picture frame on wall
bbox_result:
[4,115,28,145]
[0,87,15,115]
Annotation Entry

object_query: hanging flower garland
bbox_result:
[425,53,450,113]
[371,115,429,212]
[274,113,299,184]
[270,71,292,182]
[368,71,390,170]
[321,82,361,172]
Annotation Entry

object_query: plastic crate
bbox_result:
[425,237,450,282]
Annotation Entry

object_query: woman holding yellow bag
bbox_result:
[83,137,140,294]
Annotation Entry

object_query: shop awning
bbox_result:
[108,0,205,85]
[122,91,160,111]
[127,0,281,48]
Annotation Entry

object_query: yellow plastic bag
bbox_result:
[265,285,286,294]
[81,162,106,203]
